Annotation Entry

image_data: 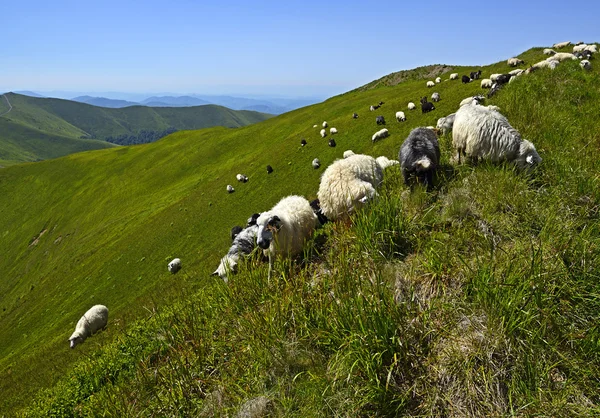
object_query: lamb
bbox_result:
[550,52,577,62]
[431,92,440,102]
[168,258,182,273]
[236,174,249,183]
[480,78,493,89]
[266,165,274,174]
[435,77,441,83]
[372,128,389,142]
[343,150,355,158]
[462,75,471,83]
[427,81,435,87]
[317,154,386,221]
[553,41,571,49]
[322,121,328,128]
[227,185,235,193]
[452,103,541,169]
[543,48,556,55]
[376,115,386,125]
[399,127,441,189]
[300,139,307,147]
[312,158,321,169]
[396,111,406,122]
[408,102,416,110]
[507,58,524,67]
[580,60,591,70]
[436,113,456,136]
[213,224,259,281]
[69,305,109,349]
[328,138,337,147]
[330,127,338,134]
[450,73,459,80]
[256,195,318,279]
[320,129,327,138]
[421,97,435,113]
[459,95,485,107]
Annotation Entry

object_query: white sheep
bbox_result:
[452,103,541,169]
[227,185,235,193]
[317,154,387,221]
[553,41,571,49]
[256,195,317,279]
[372,128,389,142]
[322,121,328,128]
[330,127,338,135]
[549,52,577,62]
[212,224,259,282]
[313,124,318,128]
[435,77,441,83]
[320,129,327,138]
[69,305,109,348]
[480,79,493,89]
[450,73,458,80]
[426,81,435,87]
[526,59,560,73]
[507,57,524,67]
[312,158,321,168]
[580,60,591,70]
[343,150,355,158]
[396,111,406,122]
[459,95,485,107]
[408,102,416,110]
[236,174,248,183]
[490,73,502,82]
[168,258,181,273]
[573,44,588,53]
[509,69,524,76]
[375,155,400,169]
[543,48,556,55]
[584,44,597,53]
[436,113,456,135]
[431,92,440,102]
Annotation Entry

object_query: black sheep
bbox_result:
[376,115,386,125]
[421,98,435,113]
[399,127,440,190]
[462,75,471,83]
[266,165,274,174]
[300,138,307,146]
[328,138,336,147]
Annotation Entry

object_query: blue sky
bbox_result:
[1,0,599,98]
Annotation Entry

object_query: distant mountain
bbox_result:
[72,96,140,108]
[13,90,45,97]
[141,96,210,107]
[241,104,288,114]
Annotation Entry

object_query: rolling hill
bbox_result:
[0,93,272,166]
[1,46,599,416]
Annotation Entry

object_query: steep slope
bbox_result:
[1,46,599,416]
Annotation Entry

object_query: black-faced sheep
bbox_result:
[581,60,591,70]
[352,112,359,119]
[372,128,389,142]
[376,115,386,125]
[312,158,321,169]
[328,138,337,147]
[227,185,235,193]
[69,305,108,348]
[168,258,182,274]
[322,121,328,128]
[236,174,249,183]
[213,224,259,281]
[408,102,416,110]
[320,129,327,138]
[396,111,406,122]
[452,103,542,169]
[399,127,441,190]
[462,75,471,84]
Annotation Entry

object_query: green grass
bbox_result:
[1,45,599,416]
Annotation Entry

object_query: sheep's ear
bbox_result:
[268,216,282,231]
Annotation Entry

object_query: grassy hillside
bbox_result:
[1,46,599,416]
[0,93,272,165]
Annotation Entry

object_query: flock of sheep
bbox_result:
[68,41,594,349]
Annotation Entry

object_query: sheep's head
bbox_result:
[257,215,282,250]
[212,255,237,282]
[69,333,84,349]
[516,140,542,170]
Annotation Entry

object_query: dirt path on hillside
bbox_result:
[0,94,13,117]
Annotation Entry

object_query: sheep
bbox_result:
[490,73,502,82]
[328,138,336,147]
[462,75,471,83]
[436,113,456,136]
[470,70,482,80]
[313,124,318,128]
[343,150,355,158]
[421,97,435,113]
[312,158,321,169]
[168,258,182,273]
[550,52,577,62]
[459,95,485,107]
[509,69,524,76]
[236,174,249,183]
[300,139,307,147]
[487,83,502,98]
[379,101,385,106]
[553,41,571,49]
[507,57,524,67]
[310,199,329,226]
[396,111,406,122]
[584,44,597,53]
[256,195,317,279]
[580,60,591,70]
[330,127,338,135]
[408,102,416,110]
[317,154,386,221]
[573,44,588,53]
[372,128,389,142]
[575,41,584,46]
[322,121,328,128]
[495,74,512,86]
[213,223,259,281]
[352,112,359,119]
[431,92,441,102]
[227,185,235,193]
[427,80,435,87]
[480,78,493,89]
[231,226,243,241]
[376,115,386,125]
[375,156,400,169]
[320,129,327,138]
[399,127,441,189]
[435,77,441,83]
[527,59,560,73]
[575,50,593,60]
[266,165,274,174]
[543,48,556,55]
[452,103,541,169]
[450,73,459,80]
[370,105,380,111]
[69,305,109,349]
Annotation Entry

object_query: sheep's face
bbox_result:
[516,140,542,170]
[69,335,83,349]
[257,215,282,250]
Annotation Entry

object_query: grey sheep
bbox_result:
[399,127,441,189]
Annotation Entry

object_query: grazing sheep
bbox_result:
[370,105,380,111]
[317,154,387,221]
[509,69,524,76]
[575,50,593,60]
[322,121,328,128]
[573,44,588,53]
[330,127,338,135]
[431,92,440,102]
[312,158,321,169]
[450,73,459,80]
[490,73,502,82]
[452,103,541,169]
[256,195,318,279]
[300,139,307,147]
[376,115,386,125]
[227,185,235,193]
[470,70,482,80]
[435,77,441,83]
[399,127,441,189]
[575,41,584,46]
[427,81,435,87]
[328,138,336,147]
[69,305,109,349]
[310,199,329,226]
[459,95,485,107]
[495,74,512,86]
[320,129,327,138]
[553,41,571,49]
[480,78,493,89]
[396,111,406,122]
[487,83,502,98]
[408,102,416,110]
[352,112,359,119]
[507,58,524,67]
[462,75,471,83]
[584,44,597,53]
[236,174,249,183]
[213,224,259,281]
[527,59,560,73]
[436,113,456,135]
[266,165,274,174]
[543,48,556,55]
[343,150,355,158]
[372,128,389,142]
[550,52,577,62]
[421,97,435,113]
[580,60,591,70]
[168,258,182,274]
[231,226,243,241]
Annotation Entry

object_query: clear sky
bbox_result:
[1,0,599,98]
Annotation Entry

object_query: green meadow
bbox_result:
[1,46,599,416]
